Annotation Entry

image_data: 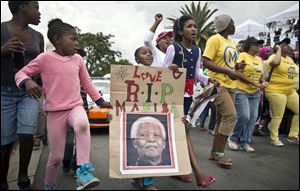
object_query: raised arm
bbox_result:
[149,13,163,33]
[144,13,163,48]
[269,45,281,67]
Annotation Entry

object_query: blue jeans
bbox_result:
[1,86,39,145]
[230,90,260,147]
[196,101,216,130]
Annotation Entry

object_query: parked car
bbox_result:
[87,77,110,128]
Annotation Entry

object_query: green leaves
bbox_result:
[77,30,131,77]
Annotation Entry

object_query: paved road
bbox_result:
[32,128,299,190]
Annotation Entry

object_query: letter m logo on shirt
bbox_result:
[224,46,237,70]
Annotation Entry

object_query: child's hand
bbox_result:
[181,115,191,124]
[181,116,189,125]
[168,64,179,72]
[101,101,113,109]
[182,115,192,132]
[25,79,41,99]
[107,113,112,122]
[155,13,163,22]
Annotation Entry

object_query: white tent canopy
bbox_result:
[264,2,299,27]
[231,19,265,40]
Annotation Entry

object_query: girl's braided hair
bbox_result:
[47,18,75,45]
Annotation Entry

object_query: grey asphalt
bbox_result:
[9,127,299,190]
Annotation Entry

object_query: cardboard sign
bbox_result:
[109,65,191,178]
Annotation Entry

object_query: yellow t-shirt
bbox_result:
[266,54,299,94]
[236,52,264,93]
[295,66,299,91]
[203,34,238,89]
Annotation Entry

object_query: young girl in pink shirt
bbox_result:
[15,18,111,190]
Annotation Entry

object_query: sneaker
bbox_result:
[17,179,31,190]
[257,127,267,136]
[44,184,57,190]
[241,144,255,152]
[208,129,214,135]
[228,138,239,150]
[270,140,284,147]
[287,137,299,144]
[76,163,100,190]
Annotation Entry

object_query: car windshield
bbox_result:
[94,81,110,94]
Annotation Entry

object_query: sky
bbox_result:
[1,1,298,65]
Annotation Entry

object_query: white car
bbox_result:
[87,77,111,128]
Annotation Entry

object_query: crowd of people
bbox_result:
[1,1,299,190]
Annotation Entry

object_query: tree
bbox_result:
[168,1,218,51]
[113,59,133,66]
[76,28,122,76]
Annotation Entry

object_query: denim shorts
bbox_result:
[1,86,39,145]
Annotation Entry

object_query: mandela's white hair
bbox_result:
[130,116,166,139]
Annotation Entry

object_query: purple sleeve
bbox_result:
[19,78,31,89]
[95,97,105,107]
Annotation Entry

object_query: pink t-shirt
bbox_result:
[15,51,102,111]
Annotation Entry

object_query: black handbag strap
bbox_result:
[266,66,275,82]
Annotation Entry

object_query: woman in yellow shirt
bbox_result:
[265,38,299,146]
[228,37,268,152]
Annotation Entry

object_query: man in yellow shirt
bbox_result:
[202,14,240,169]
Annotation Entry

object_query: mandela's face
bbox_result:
[133,122,166,159]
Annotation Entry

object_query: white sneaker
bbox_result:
[228,138,239,150]
[241,144,255,152]
[270,140,284,147]
[287,137,299,144]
